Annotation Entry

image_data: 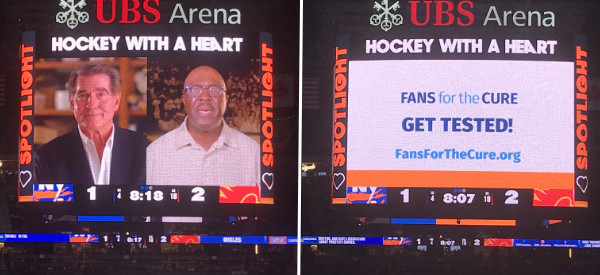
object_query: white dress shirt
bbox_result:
[147,117,260,186]
[78,124,115,185]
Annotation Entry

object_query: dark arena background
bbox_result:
[1,0,600,274]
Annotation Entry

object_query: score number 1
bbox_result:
[400,189,409,203]
[87,186,96,201]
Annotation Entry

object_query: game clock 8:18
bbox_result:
[130,189,164,202]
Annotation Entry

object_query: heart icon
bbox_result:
[262,172,274,190]
[576,175,588,194]
[333,173,345,190]
[20,170,32,188]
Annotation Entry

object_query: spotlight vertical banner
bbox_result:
[260,32,275,203]
[332,34,349,204]
[574,35,589,206]
[19,31,35,202]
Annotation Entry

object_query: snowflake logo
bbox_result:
[370,0,403,32]
[56,0,89,29]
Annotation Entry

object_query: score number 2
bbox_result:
[191,187,205,202]
[504,190,519,204]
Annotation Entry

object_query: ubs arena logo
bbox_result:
[56,0,90,29]
[370,0,403,32]
[370,0,477,31]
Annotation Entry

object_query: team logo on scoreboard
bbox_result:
[346,187,387,204]
[370,0,403,32]
[56,0,89,29]
[32,184,74,202]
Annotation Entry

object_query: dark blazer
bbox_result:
[35,127,149,186]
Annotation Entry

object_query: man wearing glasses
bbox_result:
[35,62,148,186]
[146,66,260,186]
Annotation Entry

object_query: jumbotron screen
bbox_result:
[16,0,298,229]
[328,0,598,226]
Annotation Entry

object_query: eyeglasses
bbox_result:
[184,85,225,98]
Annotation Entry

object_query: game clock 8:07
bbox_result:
[443,193,475,204]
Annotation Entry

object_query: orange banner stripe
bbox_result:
[18,196,33,202]
[436,219,516,226]
[332,198,347,204]
[260,198,274,204]
[347,170,573,189]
